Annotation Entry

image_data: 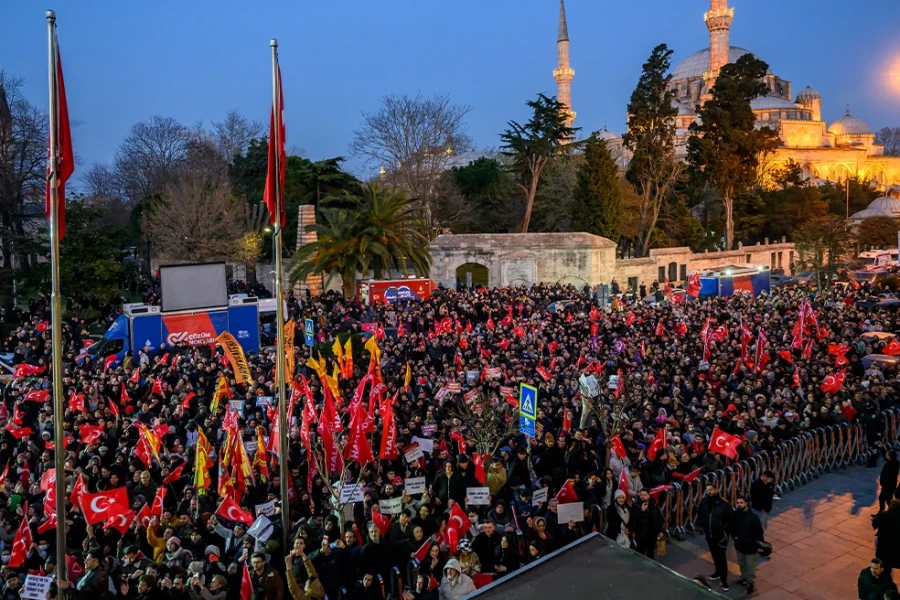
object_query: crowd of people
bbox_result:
[1,277,899,600]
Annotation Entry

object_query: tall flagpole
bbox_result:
[46,10,69,598]
[271,39,291,554]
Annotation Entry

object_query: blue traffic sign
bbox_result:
[304,318,315,347]
[519,384,537,420]
[519,383,537,438]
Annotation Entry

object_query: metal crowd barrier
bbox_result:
[665,409,899,540]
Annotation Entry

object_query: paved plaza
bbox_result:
[661,464,896,599]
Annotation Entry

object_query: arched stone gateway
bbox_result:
[455,263,489,290]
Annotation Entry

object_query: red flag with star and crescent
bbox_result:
[708,428,741,460]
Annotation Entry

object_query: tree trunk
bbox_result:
[724,194,735,250]
[246,260,258,286]
[520,175,541,233]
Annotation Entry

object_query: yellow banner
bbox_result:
[217,331,252,385]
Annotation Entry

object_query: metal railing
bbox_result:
[663,408,898,540]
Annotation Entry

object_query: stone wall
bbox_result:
[429,233,618,289]
[429,233,795,292]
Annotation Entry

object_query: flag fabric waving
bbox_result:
[708,428,741,460]
[47,40,74,238]
[81,487,130,526]
[216,496,255,526]
[9,505,33,568]
[263,66,286,226]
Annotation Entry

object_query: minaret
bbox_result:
[553,0,575,127]
[703,0,734,92]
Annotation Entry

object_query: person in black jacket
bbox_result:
[57,550,109,600]
[873,500,900,573]
[750,471,776,531]
[879,450,899,513]
[629,489,664,559]
[432,461,464,507]
[696,484,733,592]
[732,494,765,595]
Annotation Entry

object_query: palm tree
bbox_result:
[289,184,431,297]
[353,185,431,279]
[289,207,367,298]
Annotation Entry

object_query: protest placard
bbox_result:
[256,396,273,407]
[339,483,365,504]
[21,575,52,600]
[255,500,276,517]
[404,477,426,495]
[403,443,424,463]
[557,501,584,523]
[229,399,245,412]
[411,436,434,454]
[247,515,274,541]
[532,487,549,505]
[379,497,402,515]
[466,487,490,505]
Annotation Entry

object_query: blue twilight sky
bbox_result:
[3,0,900,185]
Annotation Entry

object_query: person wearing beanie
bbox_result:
[605,489,632,548]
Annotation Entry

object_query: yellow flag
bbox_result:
[332,337,344,363]
[216,331,252,385]
[365,335,381,364]
[332,360,341,383]
[211,374,230,413]
[404,362,411,389]
[194,430,211,491]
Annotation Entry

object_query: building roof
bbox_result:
[828,106,872,136]
[673,98,697,116]
[796,86,821,101]
[850,196,900,220]
[670,46,771,81]
[750,95,801,111]
[468,533,726,600]
[558,0,569,42]
[443,151,498,171]
[431,232,617,250]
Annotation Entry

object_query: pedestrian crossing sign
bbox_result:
[519,384,537,420]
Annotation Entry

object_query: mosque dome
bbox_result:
[595,126,621,141]
[796,86,821,102]
[850,196,900,220]
[670,46,772,81]
[672,98,697,116]
[828,107,872,136]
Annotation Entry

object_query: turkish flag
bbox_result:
[777,350,793,364]
[648,427,667,461]
[450,432,467,455]
[414,539,431,563]
[486,317,495,331]
[617,469,630,497]
[24,390,49,403]
[449,503,472,534]
[609,434,627,459]
[150,487,167,517]
[655,320,664,337]
[79,424,103,445]
[67,391,85,413]
[263,66,286,226]
[130,368,141,384]
[108,399,120,420]
[372,508,391,538]
[472,454,487,484]
[536,366,552,381]
[70,475,87,509]
[104,354,117,372]
[40,468,56,493]
[120,382,131,404]
[447,525,460,555]
[46,40,74,238]
[81,487,130,526]
[708,428,741,460]
[136,503,153,529]
[38,511,57,535]
[163,462,186,485]
[884,338,900,356]
[625,312,636,327]
[241,561,253,600]
[9,506,33,568]
[103,510,135,534]
[674,467,703,483]
[13,364,47,379]
[792,367,801,389]
[820,369,846,393]
[151,378,165,396]
[5,424,33,439]
[216,496,254,526]
[555,479,579,504]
